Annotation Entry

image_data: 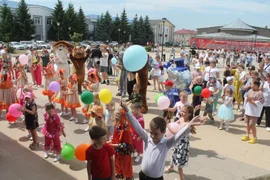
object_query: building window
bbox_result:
[34,16,41,25]
[47,18,51,25]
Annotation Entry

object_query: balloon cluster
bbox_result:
[7,103,23,122]
[166,68,191,90]
[61,143,90,161]
[155,93,171,109]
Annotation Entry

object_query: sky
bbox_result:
[14,0,270,30]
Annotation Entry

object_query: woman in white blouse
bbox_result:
[203,61,220,87]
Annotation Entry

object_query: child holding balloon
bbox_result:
[191,76,203,116]
[16,64,28,89]
[41,103,66,162]
[203,87,216,124]
[64,74,81,123]
[42,61,56,102]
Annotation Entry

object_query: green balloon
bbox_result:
[80,91,94,104]
[194,86,202,95]
[155,93,164,103]
[61,143,75,160]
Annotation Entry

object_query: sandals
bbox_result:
[29,142,39,150]
[164,167,174,173]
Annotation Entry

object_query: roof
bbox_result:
[0,0,53,11]
[196,32,270,41]
[174,29,196,35]
[149,19,175,27]
[220,19,256,32]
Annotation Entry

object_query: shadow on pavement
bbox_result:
[189,147,224,160]
[0,132,77,180]
[59,158,86,171]
[185,174,211,180]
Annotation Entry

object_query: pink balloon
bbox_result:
[8,103,22,117]
[157,96,170,109]
[165,122,181,139]
[49,81,60,93]
[19,54,28,65]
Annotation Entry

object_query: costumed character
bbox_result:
[52,41,73,79]
[136,56,149,114]
[88,46,102,71]
[69,46,91,94]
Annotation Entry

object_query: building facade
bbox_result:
[173,29,196,46]
[150,19,175,45]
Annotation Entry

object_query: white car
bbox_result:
[9,42,25,50]
[20,41,35,49]
[37,41,51,49]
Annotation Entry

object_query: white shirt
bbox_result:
[263,63,270,75]
[262,81,270,106]
[224,84,235,92]
[99,52,108,67]
[204,66,219,81]
[0,49,6,55]
[174,101,191,118]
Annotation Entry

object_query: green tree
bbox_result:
[71,32,83,42]
[144,15,154,44]
[48,0,65,40]
[64,3,77,40]
[138,16,145,45]
[131,14,140,44]
[103,11,113,42]
[95,14,106,41]
[0,3,14,42]
[76,7,88,39]
[120,9,129,43]
[14,0,35,41]
[111,14,120,41]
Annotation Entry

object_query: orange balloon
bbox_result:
[75,144,90,161]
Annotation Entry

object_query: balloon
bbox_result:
[75,144,90,161]
[157,96,170,109]
[81,91,94,104]
[19,54,28,65]
[155,93,164,103]
[111,57,117,65]
[123,45,148,72]
[6,113,17,122]
[194,86,202,95]
[61,143,75,160]
[165,122,181,139]
[8,103,22,117]
[201,88,211,98]
[16,88,23,99]
[99,89,112,104]
[49,81,60,93]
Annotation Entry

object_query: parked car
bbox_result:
[8,42,25,50]
[110,41,118,46]
[37,41,51,49]
[20,41,36,49]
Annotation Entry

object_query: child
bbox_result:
[105,101,115,139]
[86,126,115,180]
[16,65,28,89]
[52,69,69,116]
[223,65,231,86]
[131,103,144,163]
[163,80,175,123]
[42,61,56,102]
[12,56,20,80]
[241,81,264,144]
[158,65,165,91]
[110,107,133,180]
[90,105,107,131]
[32,52,42,87]
[203,87,215,124]
[152,55,162,91]
[41,103,66,162]
[224,76,235,93]
[217,89,234,131]
[19,92,39,150]
[121,100,205,179]
[64,74,81,123]
[167,91,190,122]
[127,84,142,105]
[165,105,202,180]
[191,76,203,116]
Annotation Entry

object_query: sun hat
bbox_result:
[226,76,235,82]
[91,105,103,117]
[24,92,33,99]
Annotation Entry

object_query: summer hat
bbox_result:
[226,76,235,82]
[91,105,103,117]
[24,92,33,99]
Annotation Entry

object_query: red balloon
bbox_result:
[201,88,211,98]
[6,113,18,122]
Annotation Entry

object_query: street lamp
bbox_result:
[118,28,121,43]
[57,22,60,40]
[123,30,126,43]
[161,17,166,61]
[68,27,71,39]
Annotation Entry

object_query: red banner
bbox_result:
[190,37,270,53]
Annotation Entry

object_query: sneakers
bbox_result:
[106,80,110,85]
[134,156,141,163]
[266,127,270,132]
[81,119,88,124]
[53,154,61,162]
[25,134,32,139]
[69,117,75,121]
[241,136,250,141]
[84,125,90,132]
[101,80,106,84]
[44,152,49,159]
[60,112,70,117]
[218,126,223,130]
[74,118,79,124]
[248,138,258,144]
[225,127,229,132]
[116,92,121,96]
[208,120,215,125]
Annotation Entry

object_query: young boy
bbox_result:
[162,80,175,122]
[86,126,115,180]
[121,100,205,180]
[241,81,264,144]
[127,83,142,105]
[191,76,203,116]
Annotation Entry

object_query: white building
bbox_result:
[174,29,196,46]
[149,19,175,44]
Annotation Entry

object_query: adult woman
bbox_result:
[203,61,220,88]
[232,64,245,111]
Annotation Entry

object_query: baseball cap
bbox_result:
[162,80,174,87]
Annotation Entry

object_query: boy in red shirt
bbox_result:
[86,126,115,180]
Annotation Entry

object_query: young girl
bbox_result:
[151,55,162,91]
[165,105,205,180]
[42,60,56,102]
[217,89,235,131]
[32,52,42,87]
[105,101,115,139]
[41,103,66,162]
[90,104,107,131]
[19,92,39,150]
[13,56,20,80]
[16,65,28,89]
[52,69,68,116]
[131,103,144,163]
[158,65,165,91]
[203,87,216,124]
[64,74,81,123]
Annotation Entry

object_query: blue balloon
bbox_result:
[123,45,148,72]
[111,57,117,65]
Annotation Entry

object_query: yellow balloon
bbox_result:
[99,89,112,104]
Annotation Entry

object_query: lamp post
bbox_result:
[57,22,60,40]
[161,18,166,61]
[123,30,126,43]
[118,28,121,43]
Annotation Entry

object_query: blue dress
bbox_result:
[217,96,234,121]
